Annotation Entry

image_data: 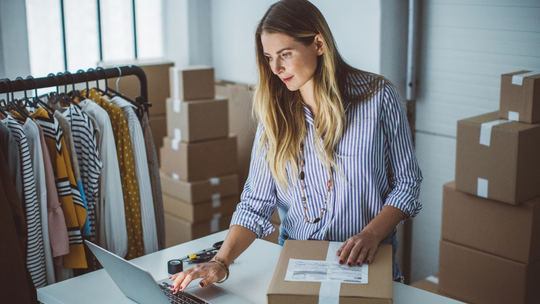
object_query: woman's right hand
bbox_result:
[169,260,227,294]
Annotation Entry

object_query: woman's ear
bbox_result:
[314,34,324,56]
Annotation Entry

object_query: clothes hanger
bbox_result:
[1,78,29,119]
[106,66,145,119]
[14,76,33,117]
[57,72,82,109]
[87,68,99,94]
[64,71,83,102]
[95,66,112,98]
[0,80,9,116]
[26,75,55,115]
[77,69,90,99]
[47,73,61,104]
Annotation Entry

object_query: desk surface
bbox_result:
[38,231,463,304]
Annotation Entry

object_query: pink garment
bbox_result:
[36,124,69,259]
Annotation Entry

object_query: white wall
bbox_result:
[210,0,390,86]
[411,0,540,283]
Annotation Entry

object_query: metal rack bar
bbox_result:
[0,65,148,108]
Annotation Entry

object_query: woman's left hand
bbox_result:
[337,229,380,267]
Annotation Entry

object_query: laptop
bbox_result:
[85,240,253,304]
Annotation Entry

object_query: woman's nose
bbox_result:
[272,59,284,75]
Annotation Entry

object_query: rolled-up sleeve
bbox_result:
[230,124,277,238]
[381,84,423,220]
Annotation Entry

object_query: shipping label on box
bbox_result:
[267,240,392,304]
[160,136,238,182]
[442,182,540,264]
[163,193,239,223]
[455,112,540,204]
[439,240,540,304]
[499,70,540,124]
[166,97,229,142]
[169,66,215,101]
[160,171,239,203]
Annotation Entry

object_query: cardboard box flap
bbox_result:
[459,112,539,132]
[503,70,540,79]
[267,240,392,302]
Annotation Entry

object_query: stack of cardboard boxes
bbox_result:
[439,71,540,304]
[160,66,239,248]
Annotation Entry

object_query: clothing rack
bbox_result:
[0,65,149,114]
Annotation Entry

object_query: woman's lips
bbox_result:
[282,76,293,84]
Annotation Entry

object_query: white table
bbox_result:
[37,230,463,304]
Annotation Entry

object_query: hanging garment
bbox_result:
[15,115,56,285]
[86,89,144,259]
[30,108,88,269]
[55,111,92,238]
[141,114,165,250]
[36,123,69,259]
[1,115,47,287]
[111,96,158,254]
[0,148,36,304]
[62,105,103,242]
[0,118,23,202]
[78,98,128,258]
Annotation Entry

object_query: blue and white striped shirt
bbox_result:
[230,80,423,242]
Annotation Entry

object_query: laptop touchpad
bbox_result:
[185,284,230,301]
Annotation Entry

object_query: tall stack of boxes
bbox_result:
[439,71,540,304]
[160,66,239,248]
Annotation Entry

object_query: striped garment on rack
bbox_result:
[64,105,103,241]
[30,108,88,269]
[2,116,47,287]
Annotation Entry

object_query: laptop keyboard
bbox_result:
[159,282,209,304]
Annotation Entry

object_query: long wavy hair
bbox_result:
[253,0,386,190]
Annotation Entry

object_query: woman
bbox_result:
[170,0,422,293]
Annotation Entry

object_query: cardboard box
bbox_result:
[455,111,540,204]
[163,193,239,223]
[160,136,238,182]
[165,212,232,248]
[160,171,239,204]
[499,71,540,124]
[166,97,229,142]
[410,275,439,294]
[442,182,540,264]
[169,66,215,100]
[439,240,540,304]
[100,59,174,115]
[267,241,393,304]
[215,80,257,193]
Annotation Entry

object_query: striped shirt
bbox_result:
[63,105,103,241]
[2,116,47,287]
[230,79,423,242]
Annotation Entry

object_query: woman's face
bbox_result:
[261,32,323,92]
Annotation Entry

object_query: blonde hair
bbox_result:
[253,0,386,190]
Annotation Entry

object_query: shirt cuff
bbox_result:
[230,210,276,239]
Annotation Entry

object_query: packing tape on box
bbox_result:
[212,193,221,208]
[174,128,182,142]
[426,275,439,284]
[209,177,220,185]
[173,99,181,113]
[511,70,540,86]
[172,173,179,180]
[172,67,180,99]
[508,111,519,121]
[171,137,180,150]
[479,119,509,146]
[210,213,222,233]
[477,177,488,198]
[319,242,342,304]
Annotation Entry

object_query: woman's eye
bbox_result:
[282,53,291,58]
[266,56,273,62]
